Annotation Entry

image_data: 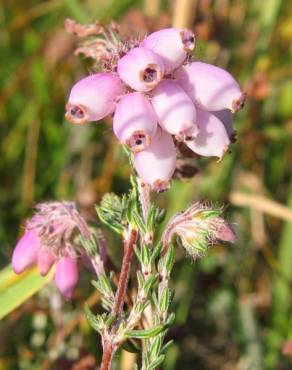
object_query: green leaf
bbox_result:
[148,354,165,370]
[96,193,126,234]
[125,324,165,339]
[0,265,53,320]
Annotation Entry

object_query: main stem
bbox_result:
[112,228,137,318]
[100,228,137,370]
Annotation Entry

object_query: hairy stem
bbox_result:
[100,340,115,370]
[112,228,137,318]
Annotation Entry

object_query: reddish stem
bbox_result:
[112,228,137,318]
[100,340,115,370]
[100,228,137,370]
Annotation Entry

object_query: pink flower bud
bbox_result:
[55,256,79,299]
[117,47,164,92]
[216,224,236,243]
[141,28,195,73]
[65,73,125,124]
[185,108,230,158]
[134,128,176,192]
[12,230,40,274]
[113,92,158,152]
[37,250,55,276]
[174,62,245,112]
[151,80,198,140]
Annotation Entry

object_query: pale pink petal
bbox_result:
[12,230,40,274]
[141,28,195,73]
[113,92,157,152]
[55,257,79,300]
[37,250,55,276]
[175,62,245,112]
[134,128,176,192]
[211,109,234,138]
[65,73,125,124]
[117,47,164,92]
[151,80,198,139]
[185,108,230,158]
[216,224,236,243]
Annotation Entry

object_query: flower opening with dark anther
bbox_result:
[126,131,151,153]
[180,29,196,52]
[65,103,88,125]
[232,92,247,113]
[139,63,163,88]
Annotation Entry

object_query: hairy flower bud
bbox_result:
[162,202,235,258]
[141,28,195,73]
[55,257,79,300]
[113,92,157,152]
[184,108,230,159]
[117,47,164,92]
[175,62,245,112]
[11,201,91,299]
[151,80,198,140]
[65,73,125,124]
[134,128,176,192]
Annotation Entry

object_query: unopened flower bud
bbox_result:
[11,201,91,299]
[162,202,235,258]
[185,108,230,159]
[141,28,195,73]
[151,80,198,140]
[55,257,79,300]
[12,230,40,274]
[65,73,125,124]
[37,250,55,276]
[175,62,245,112]
[117,47,164,92]
[113,92,157,152]
[134,128,176,192]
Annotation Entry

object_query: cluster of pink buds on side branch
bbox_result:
[12,202,93,299]
[65,22,245,192]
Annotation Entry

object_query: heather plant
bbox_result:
[10,19,244,370]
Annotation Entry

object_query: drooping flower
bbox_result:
[117,47,164,92]
[184,108,230,159]
[174,61,245,112]
[113,92,157,152]
[141,28,195,73]
[12,202,91,299]
[162,202,236,259]
[151,80,198,140]
[65,73,125,124]
[134,128,176,192]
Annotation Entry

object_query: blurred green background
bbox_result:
[0,0,292,369]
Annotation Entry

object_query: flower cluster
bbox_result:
[65,25,245,192]
[12,202,90,299]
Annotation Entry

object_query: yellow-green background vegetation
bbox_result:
[0,0,292,369]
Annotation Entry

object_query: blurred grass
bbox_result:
[0,0,292,369]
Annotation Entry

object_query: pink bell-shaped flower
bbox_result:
[117,47,164,92]
[151,80,198,140]
[113,92,158,152]
[37,250,55,276]
[12,230,40,274]
[65,72,125,124]
[185,108,230,159]
[141,28,195,73]
[134,128,176,192]
[55,256,79,300]
[211,109,235,139]
[174,62,245,112]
